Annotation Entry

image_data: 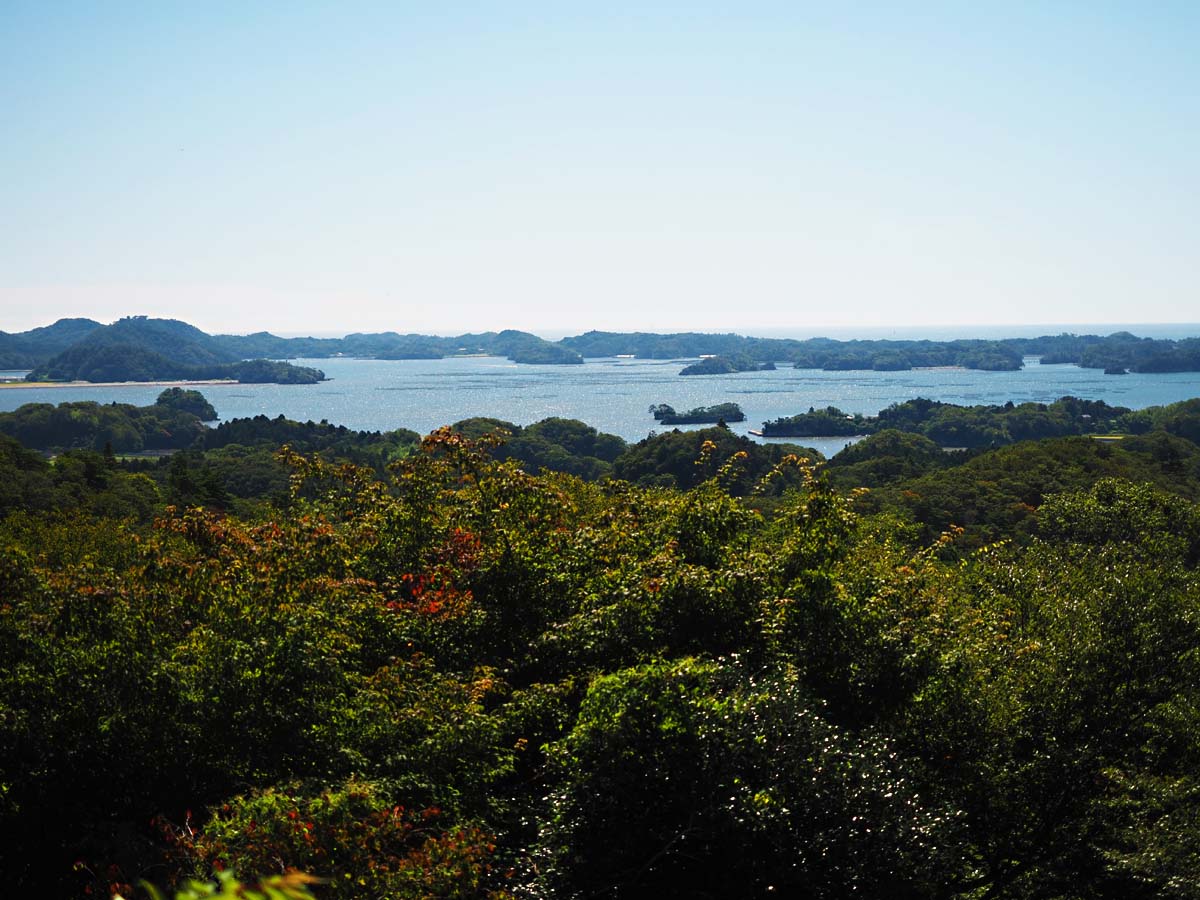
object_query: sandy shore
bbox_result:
[0,379,238,389]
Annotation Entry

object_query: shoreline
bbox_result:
[0,378,238,389]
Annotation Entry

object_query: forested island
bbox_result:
[3,388,1200,897]
[4,318,1200,385]
[679,354,776,375]
[650,402,746,424]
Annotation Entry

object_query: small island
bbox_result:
[679,354,775,376]
[650,402,746,425]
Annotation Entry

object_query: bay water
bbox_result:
[4,356,1200,458]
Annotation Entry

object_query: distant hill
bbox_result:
[27,317,326,384]
[18,316,583,382]
[558,329,1200,372]
[8,318,1200,382]
[0,318,101,368]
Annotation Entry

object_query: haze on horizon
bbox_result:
[2,3,1196,337]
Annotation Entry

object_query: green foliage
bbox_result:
[857,433,1200,547]
[501,418,625,479]
[0,437,163,520]
[204,414,420,471]
[0,434,57,514]
[3,419,1200,899]
[763,404,867,436]
[156,389,218,421]
[764,395,1132,446]
[539,657,962,897]
[925,536,1200,896]
[1039,477,1200,565]
[824,428,949,487]
[134,871,318,900]
[1117,398,1200,443]
[159,782,503,900]
[0,398,208,453]
[613,426,819,494]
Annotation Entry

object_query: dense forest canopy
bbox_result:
[2,388,1200,899]
[761,396,1160,446]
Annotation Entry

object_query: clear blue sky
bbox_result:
[2,2,1197,336]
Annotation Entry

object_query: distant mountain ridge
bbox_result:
[560,329,1200,372]
[11,317,584,382]
[5,317,1200,382]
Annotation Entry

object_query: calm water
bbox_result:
[4,357,1200,457]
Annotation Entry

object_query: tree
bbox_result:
[156,388,218,422]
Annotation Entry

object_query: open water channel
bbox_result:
[4,356,1200,458]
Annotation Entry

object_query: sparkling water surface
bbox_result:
[4,357,1200,457]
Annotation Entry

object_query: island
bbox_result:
[679,354,775,376]
[650,402,746,425]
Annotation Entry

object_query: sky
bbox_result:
[1,2,1197,338]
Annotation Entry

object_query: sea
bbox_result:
[4,346,1200,458]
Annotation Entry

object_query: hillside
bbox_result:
[0,317,101,368]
